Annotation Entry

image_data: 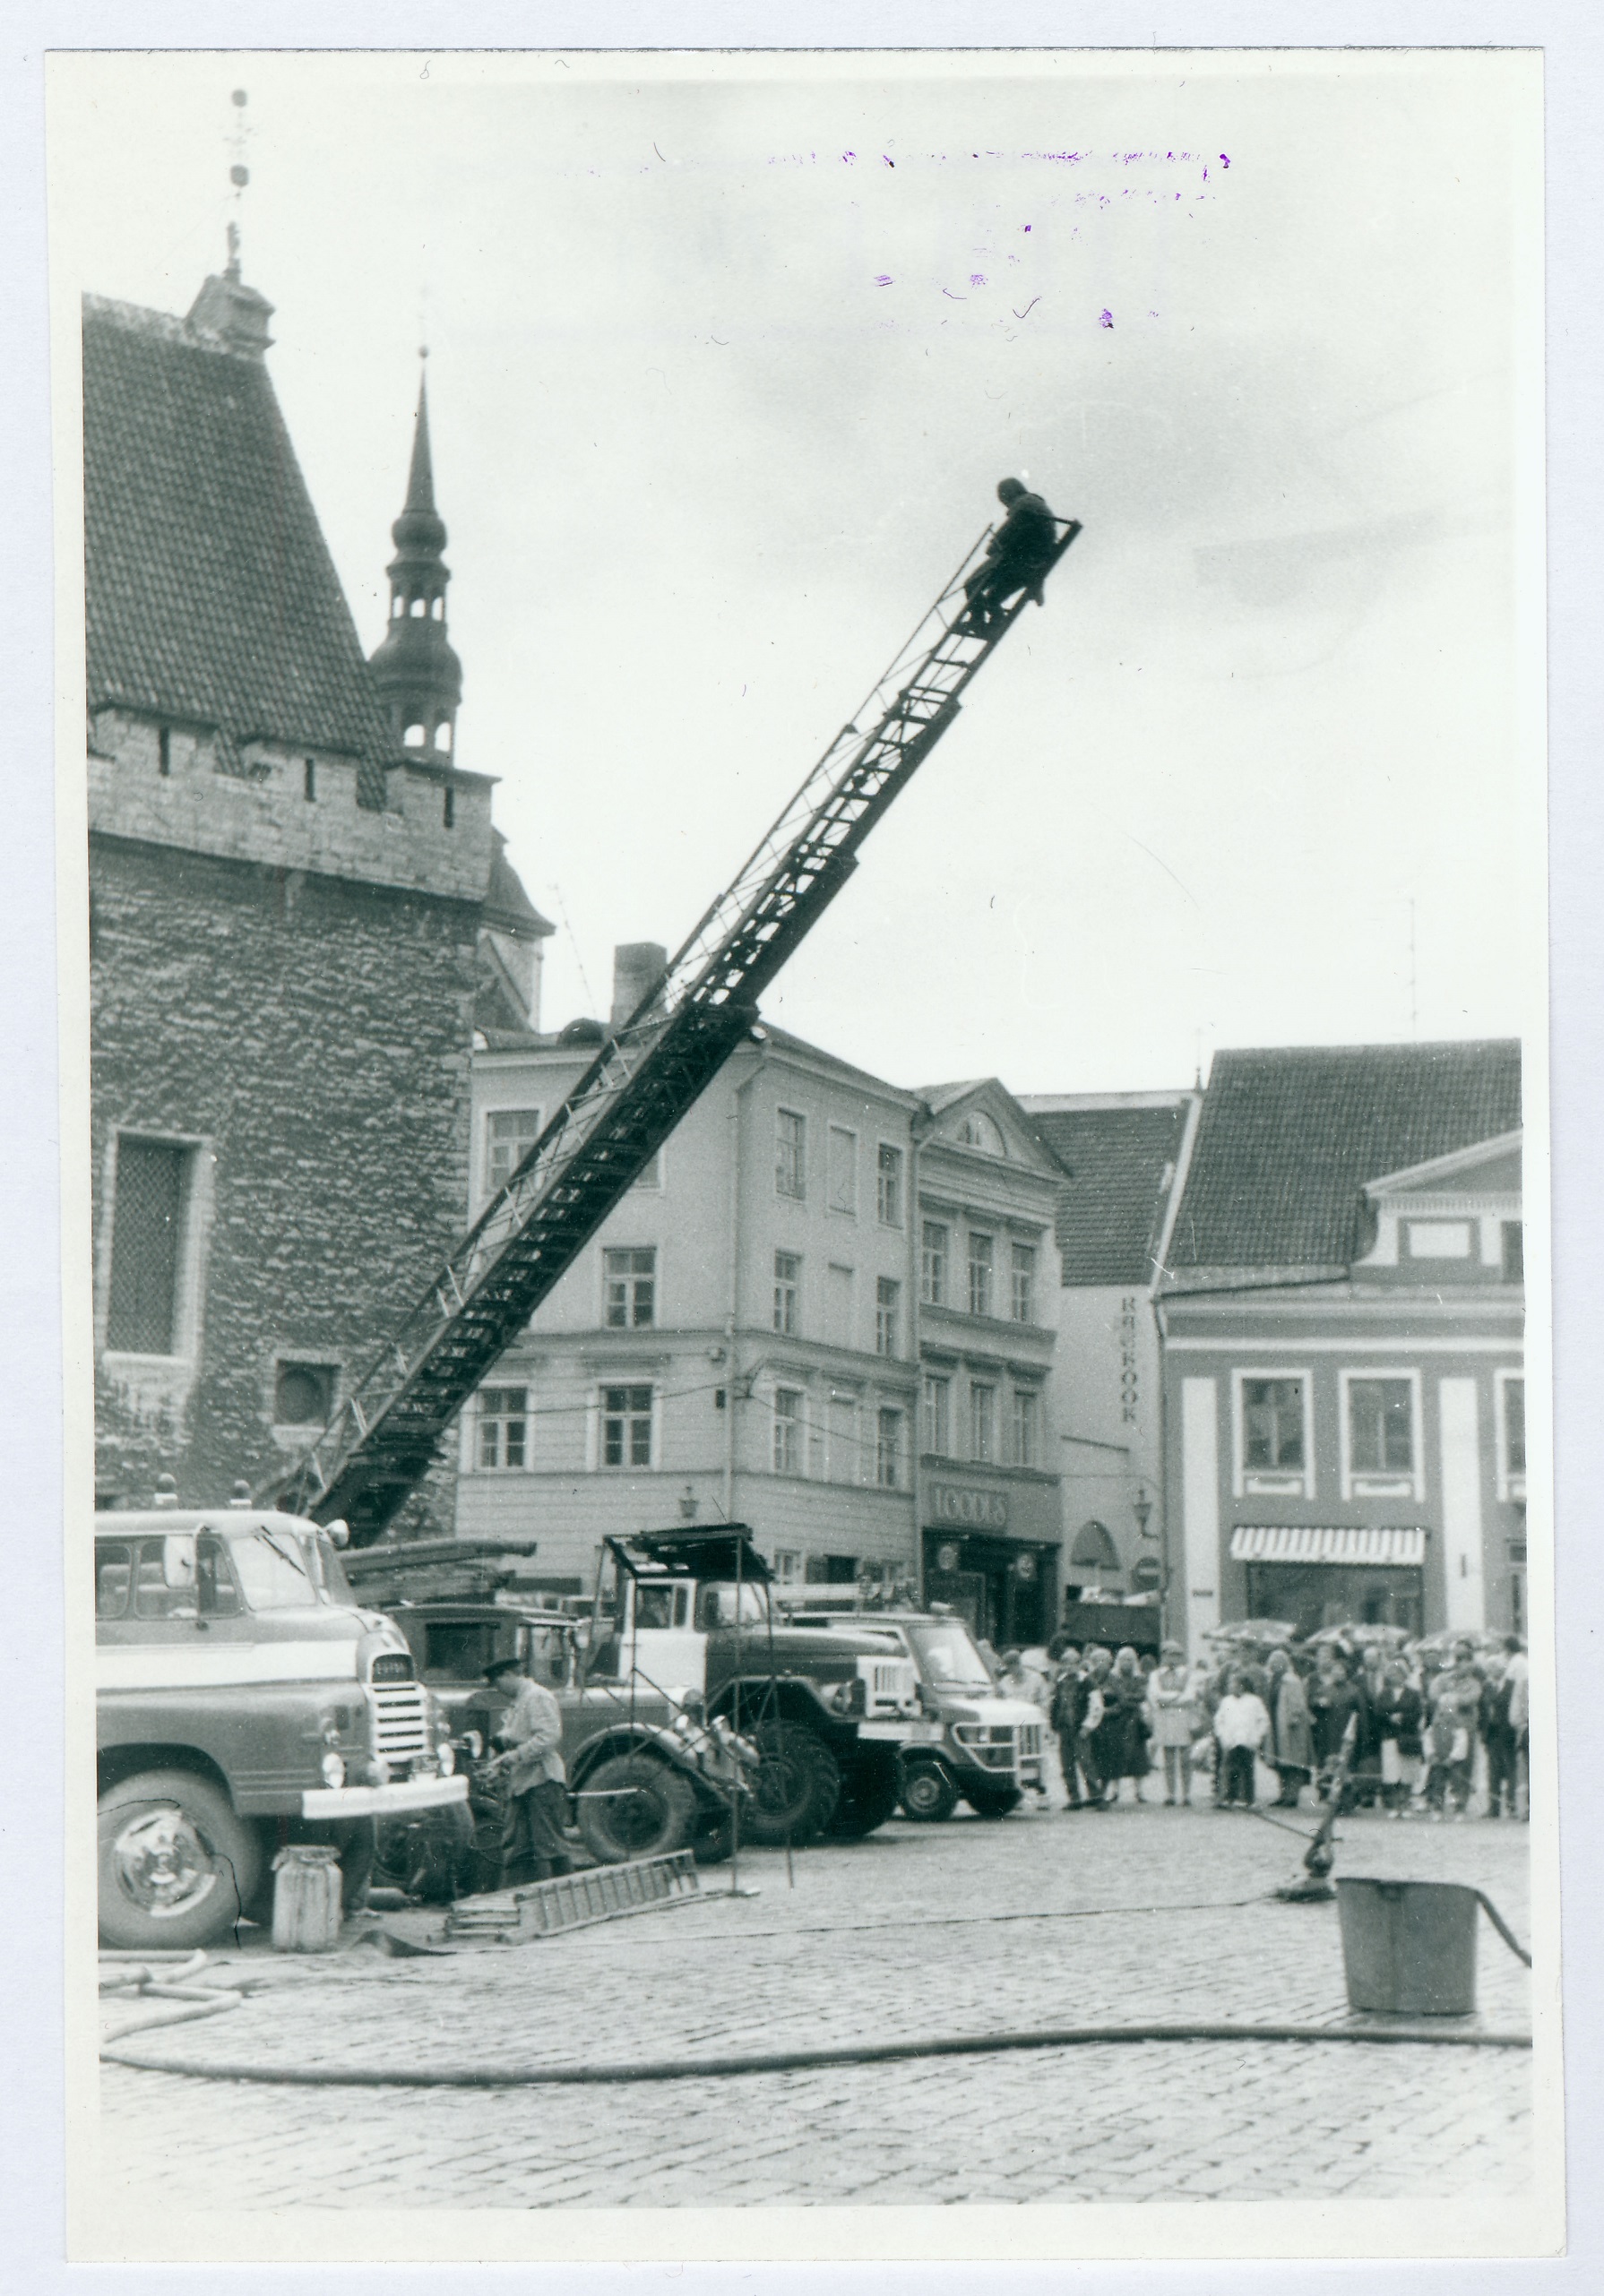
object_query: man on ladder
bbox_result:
[960,477,1061,636]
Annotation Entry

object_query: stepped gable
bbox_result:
[1169,1038,1522,1275]
[82,290,394,804]
[1027,1100,1192,1286]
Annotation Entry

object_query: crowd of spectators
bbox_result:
[997,1628,1530,1819]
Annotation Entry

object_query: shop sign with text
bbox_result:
[927,1482,1008,1532]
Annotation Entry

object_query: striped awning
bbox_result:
[1229,1526,1427,1569]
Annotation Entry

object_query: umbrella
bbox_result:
[1304,1621,1410,1650]
[1203,1618,1298,1647]
[1407,1626,1506,1662]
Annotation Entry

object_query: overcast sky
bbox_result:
[51,50,1541,1094]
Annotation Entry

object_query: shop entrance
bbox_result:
[1244,1562,1424,1641]
[922,1533,1056,1650]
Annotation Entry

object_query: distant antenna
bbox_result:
[226,87,249,278]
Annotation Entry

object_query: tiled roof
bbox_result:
[484,832,553,937]
[1169,1039,1522,1274]
[82,294,394,790]
[1026,1101,1192,1286]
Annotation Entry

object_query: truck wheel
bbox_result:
[828,1752,901,1840]
[965,1784,1023,1819]
[745,1724,841,1846]
[576,1756,696,1862]
[899,1757,961,1823]
[98,1770,263,1950]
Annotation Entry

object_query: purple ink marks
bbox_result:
[1220,153,1230,168]
[1013,297,1040,321]
[875,275,893,288]
[883,155,894,168]
[970,272,987,288]
[1023,223,1032,232]
[1100,309,1114,329]
[842,150,856,164]
[942,288,966,301]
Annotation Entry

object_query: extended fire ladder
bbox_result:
[276,513,1082,1540]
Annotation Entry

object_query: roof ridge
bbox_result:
[82,292,237,357]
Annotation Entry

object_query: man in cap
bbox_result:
[484,1650,573,1887]
[960,477,1059,636]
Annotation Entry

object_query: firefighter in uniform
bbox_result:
[484,1653,573,1886]
[961,477,1059,635]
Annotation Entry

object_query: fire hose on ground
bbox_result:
[99,1880,1534,2087]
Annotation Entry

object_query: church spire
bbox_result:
[367,359,462,761]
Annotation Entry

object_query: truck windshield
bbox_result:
[229,1529,322,1610]
[694,1582,771,1630]
[904,1621,994,1688]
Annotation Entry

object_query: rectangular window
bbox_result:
[485,1107,543,1194]
[1505,1377,1525,1473]
[601,1385,654,1469]
[875,1143,904,1227]
[828,1125,858,1215]
[875,1276,901,1358]
[1348,1378,1414,1475]
[772,1388,804,1475]
[970,1381,996,1464]
[1502,1221,1524,1283]
[776,1109,806,1200]
[106,1137,188,1354]
[1011,1388,1039,1468]
[921,1221,948,1307]
[773,1251,800,1337]
[967,1232,995,1319]
[876,1407,903,1490]
[1242,1377,1306,1471]
[922,1373,951,1457]
[772,1548,803,1587]
[1407,1220,1472,1259]
[603,1246,657,1329]
[1010,1242,1037,1325]
[479,1386,530,1470]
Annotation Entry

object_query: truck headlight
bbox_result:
[436,1741,455,1776]
[321,1751,347,1789]
[829,1679,867,1716]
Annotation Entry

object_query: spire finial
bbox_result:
[226,88,249,280]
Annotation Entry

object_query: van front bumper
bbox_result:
[300,1773,469,1820]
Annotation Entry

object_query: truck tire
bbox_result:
[98,1770,263,1950]
[898,1756,961,1824]
[964,1784,1023,1819]
[745,1724,841,1846]
[575,1755,697,1863]
[827,1751,901,1840]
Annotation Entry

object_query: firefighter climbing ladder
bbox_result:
[276,513,1082,1541]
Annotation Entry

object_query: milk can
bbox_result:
[271,1843,344,1953]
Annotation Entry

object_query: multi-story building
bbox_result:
[913,1085,1068,1648]
[459,963,1066,1615]
[1157,1042,1524,1648]
[1020,1088,1200,1606]
[87,256,548,1518]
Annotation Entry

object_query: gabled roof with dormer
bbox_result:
[1363,1130,1522,1203]
[1166,1039,1522,1277]
[82,289,395,788]
[917,1078,1065,1180]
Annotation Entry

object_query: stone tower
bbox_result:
[367,374,464,761]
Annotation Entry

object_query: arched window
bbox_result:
[402,721,426,748]
[410,597,426,618]
[435,719,453,754]
[1070,1519,1122,1573]
[957,1110,1006,1157]
[433,597,444,620]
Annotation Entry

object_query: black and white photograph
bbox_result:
[48,41,1560,2265]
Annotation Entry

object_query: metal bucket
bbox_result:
[271,1843,344,1954]
[1335,1877,1479,2015]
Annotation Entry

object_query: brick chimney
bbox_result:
[610,942,668,1028]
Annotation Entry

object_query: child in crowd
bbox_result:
[1212,1670,1272,1809]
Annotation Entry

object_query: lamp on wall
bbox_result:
[1133,1486,1154,1542]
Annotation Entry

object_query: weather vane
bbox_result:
[226,87,249,279]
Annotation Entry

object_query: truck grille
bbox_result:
[862,1658,918,1714]
[1019,1723,1043,1759]
[372,1681,430,1765]
[954,1721,1040,1772]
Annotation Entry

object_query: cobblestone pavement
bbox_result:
[95,1800,1534,2212]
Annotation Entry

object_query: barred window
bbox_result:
[479,1387,530,1470]
[603,1247,656,1329]
[106,1137,189,1354]
[602,1385,654,1469]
